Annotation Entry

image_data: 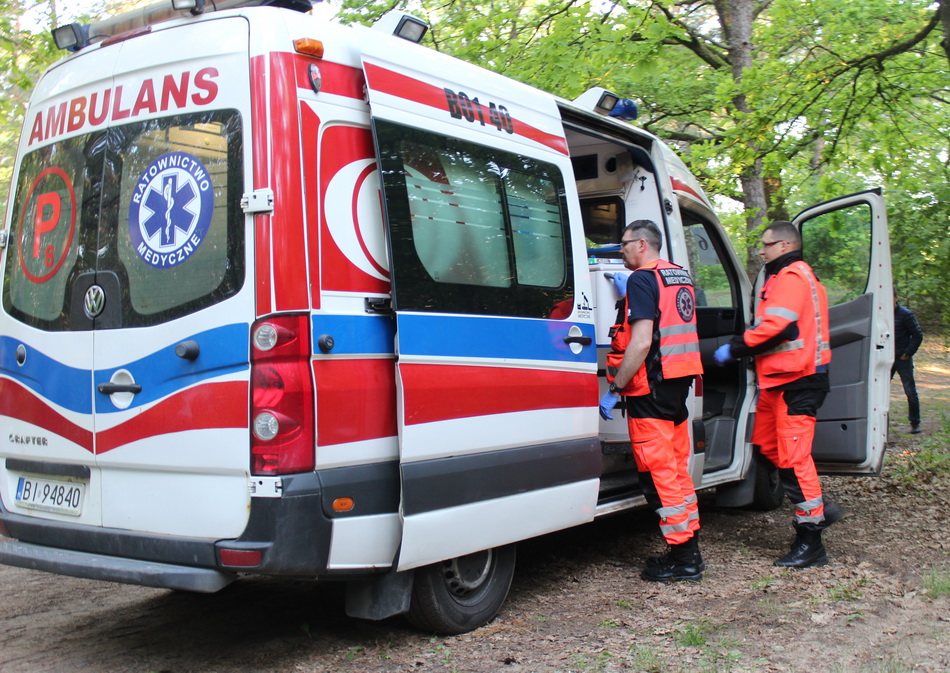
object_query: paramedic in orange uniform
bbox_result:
[714,220,842,568]
[598,220,704,582]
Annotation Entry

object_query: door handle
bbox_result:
[98,382,142,395]
[564,335,593,346]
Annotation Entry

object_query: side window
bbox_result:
[801,203,871,305]
[375,121,573,318]
[683,219,733,308]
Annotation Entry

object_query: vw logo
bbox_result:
[83,284,106,319]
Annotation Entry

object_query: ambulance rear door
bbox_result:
[361,42,600,571]
[89,19,253,539]
[793,189,892,474]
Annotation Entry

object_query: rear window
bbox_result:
[3,110,244,330]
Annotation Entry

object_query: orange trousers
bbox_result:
[627,416,699,545]
[752,387,826,526]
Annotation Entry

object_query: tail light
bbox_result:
[250,313,315,475]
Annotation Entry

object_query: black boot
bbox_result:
[641,536,704,582]
[647,531,706,572]
[775,529,828,568]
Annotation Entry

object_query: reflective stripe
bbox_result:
[763,339,804,355]
[796,512,824,525]
[657,504,687,518]
[797,496,824,511]
[660,520,691,534]
[800,266,825,368]
[765,306,800,321]
[684,494,697,506]
[660,342,701,357]
[659,323,698,338]
[687,510,700,522]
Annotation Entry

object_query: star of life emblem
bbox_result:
[128,152,213,269]
[675,286,695,322]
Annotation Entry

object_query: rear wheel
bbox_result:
[406,544,516,634]
[749,453,785,511]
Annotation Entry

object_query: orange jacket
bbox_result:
[608,259,702,395]
[746,260,830,389]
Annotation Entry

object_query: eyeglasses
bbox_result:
[620,238,640,247]
[760,240,785,249]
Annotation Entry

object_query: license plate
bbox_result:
[15,474,86,516]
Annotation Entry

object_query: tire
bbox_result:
[406,544,516,634]
[749,453,785,511]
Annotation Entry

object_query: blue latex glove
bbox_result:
[599,390,620,420]
[608,270,630,296]
[713,343,733,366]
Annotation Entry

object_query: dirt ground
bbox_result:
[1,341,948,673]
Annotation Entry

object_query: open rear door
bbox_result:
[794,189,892,474]
[362,46,601,571]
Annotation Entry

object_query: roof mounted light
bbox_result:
[171,0,206,15]
[373,11,428,43]
[574,87,639,122]
[52,22,90,51]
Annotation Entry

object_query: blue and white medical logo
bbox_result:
[128,152,214,269]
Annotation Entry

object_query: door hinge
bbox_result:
[241,188,274,214]
[364,297,393,315]
[0,230,7,248]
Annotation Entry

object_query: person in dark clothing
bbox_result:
[892,293,924,433]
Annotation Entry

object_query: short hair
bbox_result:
[763,220,801,248]
[623,219,662,252]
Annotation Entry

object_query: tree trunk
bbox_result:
[717,0,768,279]
[940,0,950,66]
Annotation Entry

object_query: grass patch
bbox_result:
[629,646,665,672]
[676,620,715,647]
[923,567,950,598]
[888,415,950,488]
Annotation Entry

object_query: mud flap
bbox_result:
[345,569,414,621]
[714,457,757,507]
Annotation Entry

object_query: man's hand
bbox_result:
[599,391,620,420]
[713,344,733,366]
[607,271,630,296]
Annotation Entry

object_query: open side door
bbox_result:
[793,189,892,474]
[361,47,601,572]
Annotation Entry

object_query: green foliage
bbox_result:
[337,0,950,324]
[0,0,114,214]
[4,1,948,323]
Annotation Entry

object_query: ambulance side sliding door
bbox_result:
[362,51,600,571]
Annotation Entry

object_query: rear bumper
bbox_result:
[0,471,336,585]
[0,540,235,592]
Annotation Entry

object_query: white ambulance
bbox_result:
[0,0,892,634]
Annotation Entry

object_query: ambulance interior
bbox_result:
[563,123,748,502]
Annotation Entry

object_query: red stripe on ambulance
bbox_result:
[267,52,309,311]
[400,365,597,425]
[0,379,93,451]
[314,359,397,446]
[293,56,365,99]
[362,63,568,155]
[96,381,248,453]
[251,55,273,315]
